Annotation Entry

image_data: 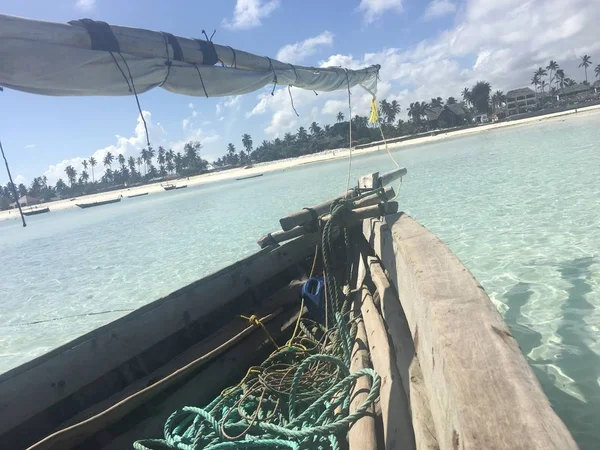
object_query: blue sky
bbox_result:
[1,0,599,185]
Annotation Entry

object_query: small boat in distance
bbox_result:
[236,173,264,181]
[175,185,187,190]
[127,192,149,198]
[23,207,50,216]
[162,183,177,191]
[76,197,122,209]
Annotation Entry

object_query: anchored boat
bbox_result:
[76,197,122,209]
[126,192,148,198]
[23,207,50,216]
[0,13,577,450]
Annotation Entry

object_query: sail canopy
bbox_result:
[0,14,379,98]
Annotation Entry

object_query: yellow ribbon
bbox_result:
[368,97,379,124]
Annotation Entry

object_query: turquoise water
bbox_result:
[1,114,599,447]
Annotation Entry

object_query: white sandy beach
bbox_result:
[2,103,599,222]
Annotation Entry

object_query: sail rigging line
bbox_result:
[287,86,299,117]
[0,139,26,227]
[192,64,210,98]
[344,69,353,198]
[117,53,151,148]
[266,57,278,96]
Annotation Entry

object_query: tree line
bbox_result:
[3,56,598,210]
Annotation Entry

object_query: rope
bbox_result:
[133,201,381,450]
[0,139,26,227]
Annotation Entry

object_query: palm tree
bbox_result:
[242,133,253,157]
[82,159,88,172]
[80,170,89,184]
[531,74,540,100]
[89,156,97,183]
[565,78,577,87]
[309,121,322,136]
[388,100,401,123]
[555,69,566,93]
[595,64,600,80]
[118,153,126,169]
[64,165,77,187]
[579,55,592,84]
[491,90,506,112]
[336,111,344,123]
[379,99,391,124]
[546,60,559,89]
[140,148,149,174]
[55,178,67,195]
[461,88,472,106]
[147,146,156,165]
[430,97,443,108]
[535,67,548,94]
[446,96,457,105]
[297,126,308,141]
[166,159,175,174]
[157,146,166,166]
[103,151,114,170]
[136,157,143,174]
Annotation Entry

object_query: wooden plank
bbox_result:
[278,189,357,231]
[348,291,377,449]
[259,200,398,248]
[367,256,414,397]
[360,286,415,450]
[363,214,578,450]
[0,234,317,437]
[409,358,440,450]
[100,308,299,450]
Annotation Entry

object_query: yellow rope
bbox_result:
[240,314,280,350]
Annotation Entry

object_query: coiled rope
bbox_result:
[133,200,380,450]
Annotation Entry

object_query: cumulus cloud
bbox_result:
[424,0,456,20]
[248,0,599,133]
[359,0,403,24]
[276,31,335,64]
[222,0,280,30]
[75,0,95,11]
[14,174,27,185]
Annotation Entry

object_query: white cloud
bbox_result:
[24,144,35,149]
[15,174,27,185]
[359,0,403,24]
[222,0,280,30]
[75,0,95,11]
[188,103,194,109]
[224,96,241,108]
[424,0,456,20]
[246,0,600,133]
[276,31,335,64]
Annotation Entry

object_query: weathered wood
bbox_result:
[409,358,440,450]
[363,214,578,450]
[360,286,415,450]
[259,202,398,248]
[378,167,407,187]
[0,234,317,438]
[29,281,305,450]
[367,256,415,397]
[278,189,357,231]
[348,291,377,450]
[100,309,299,449]
[358,172,379,189]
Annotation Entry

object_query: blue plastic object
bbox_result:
[302,276,325,322]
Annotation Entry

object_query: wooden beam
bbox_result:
[358,172,379,189]
[0,234,317,438]
[258,201,398,248]
[367,256,414,397]
[378,167,407,187]
[348,291,377,450]
[363,214,578,450]
[279,189,357,231]
[360,286,415,450]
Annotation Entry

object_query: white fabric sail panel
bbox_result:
[0,14,379,98]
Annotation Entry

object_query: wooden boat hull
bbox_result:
[126,192,148,198]
[23,207,50,216]
[236,173,263,181]
[175,185,187,189]
[1,183,577,450]
[162,185,176,191]
[76,198,121,208]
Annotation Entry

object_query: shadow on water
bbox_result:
[506,258,599,449]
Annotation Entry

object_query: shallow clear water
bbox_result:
[1,114,599,447]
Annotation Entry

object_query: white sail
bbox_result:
[0,14,379,98]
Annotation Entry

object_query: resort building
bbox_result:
[506,87,537,115]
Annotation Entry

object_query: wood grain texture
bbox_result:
[363,214,578,450]
[409,358,440,450]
